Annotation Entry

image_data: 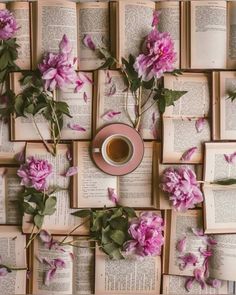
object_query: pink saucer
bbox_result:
[91,123,144,176]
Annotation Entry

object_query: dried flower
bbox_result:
[134,27,176,81]
[124,212,164,257]
[161,167,203,211]
[0,9,18,40]
[38,34,77,91]
[107,187,118,204]
[17,157,52,191]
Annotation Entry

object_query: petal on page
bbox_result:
[176,235,186,253]
[207,278,222,289]
[67,123,86,132]
[108,187,118,204]
[102,110,121,121]
[39,230,52,243]
[185,277,195,292]
[44,267,57,286]
[224,152,236,164]
[66,149,72,162]
[83,34,96,50]
[64,166,78,177]
[180,147,197,161]
[195,118,206,133]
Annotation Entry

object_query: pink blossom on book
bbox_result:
[83,34,96,51]
[194,268,206,289]
[0,9,19,40]
[224,152,236,164]
[107,187,118,204]
[176,235,187,253]
[195,118,206,133]
[180,147,197,161]
[74,72,92,93]
[64,166,78,177]
[68,123,86,132]
[179,253,198,270]
[152,10,161,27]
[102,110,121,121]
[207,278,221,289]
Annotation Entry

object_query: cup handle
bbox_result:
[93,147,101,153]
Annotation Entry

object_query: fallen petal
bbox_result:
[185,277,195,292]
[0,267,8,277]
[194,268,206,289]
[102,110,121,121]
[14,148,25,163]
[66,149,72,162]
[53,258,66,268]
[83,34,96,50]
[44,267,56,286]
[176,235,186,253]
[181,147,197,161]
[195,118,206,133]
[64,166,78,177]
[207,278,221,288]
[108,187,118,204]
[68,123,86,132]
[192,228,204,237]
[106,83,116,97]
[39,230,52,243]
[224,152,236,164]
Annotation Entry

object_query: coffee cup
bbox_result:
[92,134,134,166]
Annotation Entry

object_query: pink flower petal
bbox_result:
[194,268,206,289]
[102,110,121,121]
[108,187,118,204]
[44,267,56,286]
[105,71,112,84]
[39,230,52,243]
[53,258,66,268]
[185,277,195,292]
[224,152,236,164]
[106,83,116,97]
[176,235,186,253]
[83,34,96,50]
[205,236,217,246]
[207,278,221,289]
[179,253,198,270]
[66,149,72,162]
[180,147,197,161]
[152,10,161,27]
[195,118,206,133]
[0,267,8,277]
[59,34,72,55]
[199,247,212,258]
[64,166,78,177]
[14,148,25,163]
[192,228,204,237]
[67,123,86,132]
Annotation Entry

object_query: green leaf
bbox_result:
[123,207,137,218]
[109,248,124,260]
[14,95,25,116]
[110,217,128,230]
[97,57,115,70]
[42,197,57,215]
[101,225,112,244]
[110,229,126,245]
[34,214,44,229]
[55,101,71,117]
[71,209,91,218]
[23,202,36,215]
[158,95,166,113]
[213,179,236,185]
[163,89,187,107]
[25,104,35,114]
[142,77,154,90]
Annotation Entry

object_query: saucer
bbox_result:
[91,123,144,176]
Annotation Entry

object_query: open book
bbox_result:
[110,0,180,68]
[162,73,211,164]
[72,141,154,208]
[0,226,27,295]
[29,237,94,294]
[203,142,236,234]
[22,143,89,235]
[0,167,22,225]
[31,0,109,70]
[213,71,236,140]
[95,247,161,294]
[181,1,236,69]
[94,70,160,140]
[10,71,93,141]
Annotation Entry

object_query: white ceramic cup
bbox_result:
[93,134,134,166]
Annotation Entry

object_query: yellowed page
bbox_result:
[156,1,180,68]
[118,142,153,207]
[168,210,206,276]
[0,3,6,9]
[162,274,229,294]
[95,248,161,294]
[204,142,236,182]
[32,237,73,294]
[118,0,155,63]
[33,0,77,67]
[7,2,31,69]
[219,71,236,139]
[210,234,236,281]
[77,2,109,70]
[190,1,227,69]
[203,185,236,234]
[227,2,236,68]
[0,226,26,295]
[57,72,93,140]
[22,143,89,235]
[73,142,116,208]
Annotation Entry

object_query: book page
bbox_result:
[77,2,109,70]
[203,185,236,234]
[118,0,155,62]
[190,1,227,69]
[156,1,180,68]
[7,2,31,70]
[227,2,236,68]
[210,234,236,281]
[23,143,89,235]
[204,142,236,182]
[168,210,206,276]
[164,73,210,117]
[73,240,95,294]
[0,3,6,9]
[0,226,26,295]
[33,0,77,66]
[219,71,236,139]
[118,142,153,207]
[73,142,116,208]
[163,117,210,164]
[162,274,229,294]
[32,238,73,294]
[95,248,161,294]
[57,72,93,140]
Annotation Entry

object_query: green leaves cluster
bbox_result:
[21,187,57,229]
[72,206,137,259]
[0,38,19,84]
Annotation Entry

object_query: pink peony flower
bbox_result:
[160,167,203,212]
[0,9,18,40]
[17,156,52,191]
[124,211,164,257]
[38,34,77,91]
[134,28,176,81]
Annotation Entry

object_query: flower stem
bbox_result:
[134,86,142,131]
[140,100,156,116]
